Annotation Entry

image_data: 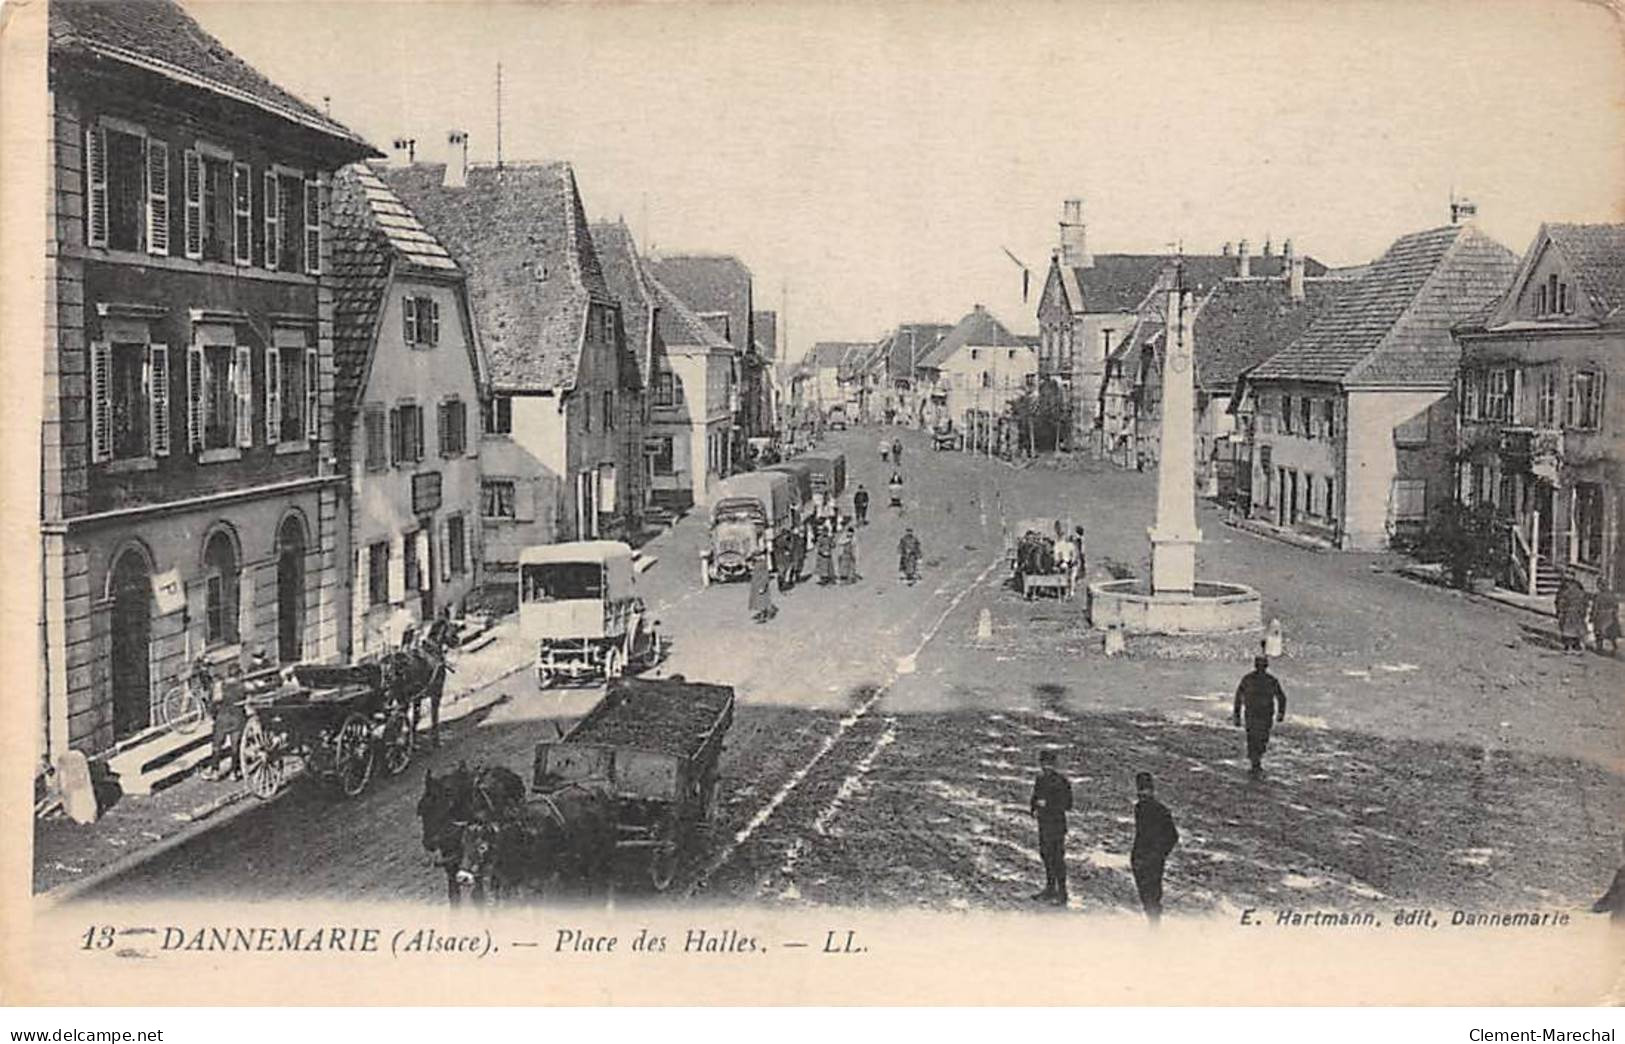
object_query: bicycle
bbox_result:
[159,656,213,735]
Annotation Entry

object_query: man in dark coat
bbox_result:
[815,527,836,585]
[1029,749,1073,904]
[1556,572,1590,653]
[853,484,870,526]
[1232,655,1287,776]
[1130,772,1179,923]
[892,438,903,466]
[1592,581,1620,657]
[898,527,922,584]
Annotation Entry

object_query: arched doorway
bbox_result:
[109,548,152,740]
[276,515,306,663]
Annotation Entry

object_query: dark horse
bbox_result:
[457,780,618,902]
[416,763,526,905]
[385,617,455,748]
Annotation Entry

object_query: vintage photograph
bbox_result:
[5,0,1623,1008]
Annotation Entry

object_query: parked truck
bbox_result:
[703,470,807,589]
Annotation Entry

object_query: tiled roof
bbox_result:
[877,323,950,381]
[50,0,371,151]
[1058,252,1329,314]
[1192,278,1355,392]
[918,307,1026,368]
[379,162,610,393]
[648,274,732,352]
[1250,225,1516,387]
[646,255,753,353]
[805,342,868,369]
[754,311,779,359]
[1547,223,1625,320]
[1108,319,1163,366]
[590,220,656,390]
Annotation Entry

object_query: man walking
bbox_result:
[898,527,922,584]
[1233,655,1287,776]
[892,437,903,467]
[815,526,836,586]
[1029,749,1073,904]
[853,484,870,526]
[1130,772,1179,923]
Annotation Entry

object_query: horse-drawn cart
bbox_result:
[237,653,440,800]
[533,677,735,891]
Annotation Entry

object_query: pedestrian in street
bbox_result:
[200,651,254,782]
[853,484,870,526]
[1130,772,1179,923]
[1556,572,1590,654]
[1590,580,1619,657]
[892,437,903,467]
[816,526,836,585]
[1074,524,1087,581]
[888,470,905,511]
[1029,749,1073,904]
[748,553,778,623]
[837,523,859,584]
[898,527,922,584]
[1232,655,1287,777]
[880,437,890,464]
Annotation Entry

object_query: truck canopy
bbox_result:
[711,471,794,524]
[799,453,847,496]
[519,541,637,603]
[764,460,815,507]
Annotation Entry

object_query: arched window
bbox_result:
[203,529,240,646]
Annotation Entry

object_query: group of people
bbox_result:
[1554,572,1620,655]
[1027,656,1288,919]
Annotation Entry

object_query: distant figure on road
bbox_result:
[1130,772,1179,923]
[837,524,859,584]
[1590,580,1619,657]
[853,484,870,526]
[1073,525,1087,580]
[1556,572,1590,654]
[815,527,836,586]
[892,438,903,466]
[748,553,777,623]
[879,437,890,464]
[1029,749,1073,905]
[898,527,921,584]
[1232,655,1287,777]
[888,470,905,511]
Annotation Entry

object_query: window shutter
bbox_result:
[402,296,418,346]
[85,127,108,248]
[387,535,405,603]
[187,342,204,452]
[182,150,203,260]
[89,341,111,462]
[305,349,319,442]
[232,162,252,265]
[235,344,253,448]
[149,344,170,457]
[437,401,449,457]
[415,530,431,591]
[304,178,321,275]
[145,139,169,256]
[265,346,281,445]
[440,517,453,582]
[389,407,401,466]
[263,170,279,270]
[352,548,368,641]
[429,299,441,345]
[514,480,535,522]
[414,405,426,461]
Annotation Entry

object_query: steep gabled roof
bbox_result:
[918,306,1026,368]
[1054,252,1330,314]
[1250,224,1516,387]
[50,0,372,153]
[590,220,657,389]
[1192,278,1355,392]
[648,274,732,352]
[805,342,868,369]
[646,255,753,352]
[379,162,611,393]
[1547,223,1625,321]
[329,164,468,417]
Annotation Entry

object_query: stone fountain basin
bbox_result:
[1088,578,1262,635]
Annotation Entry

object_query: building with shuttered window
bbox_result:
[330,164,485,657]
[40,0,378,762]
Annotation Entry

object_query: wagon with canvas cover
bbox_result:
[520,541,660,688]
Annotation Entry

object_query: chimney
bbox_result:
[1282,237,1295,264]
[444,130,469,189]
[1450,196,1478,225]
[390,136,417,167]
[1059,198,1091,269]
[1237,238,1251,278]
[1222,241,1233,257]
[1262,237,1274,258]
[1288,256,1306,303]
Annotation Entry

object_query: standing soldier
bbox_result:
[898,527,922,584]
[815,526,836,586]
[1232,655,1287,776]
[1029,749,1073,904]
[880,436,891,464]
[892,437,904,467]
[1590,580,1619,657]
[1556,571,1590,653]
[1130,772,1179,923]
[748,553,778,623]
[837,523,859,584]
[853,484,870,526]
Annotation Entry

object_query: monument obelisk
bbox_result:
[1148,264,1201,594]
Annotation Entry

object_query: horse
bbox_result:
[385,622,454,748]
[416,763,526,906]
[456,780,618,903]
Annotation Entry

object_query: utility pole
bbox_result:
[495,62,503,169]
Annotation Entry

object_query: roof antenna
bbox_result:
[323,95,331,115]
[495,62,504,170]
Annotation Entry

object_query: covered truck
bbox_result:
[520,541,660,688]
[764,460,816,514]
[800,453,847,499]
[704,470,806,588]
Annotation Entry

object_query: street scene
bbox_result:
[29,0,1624,932]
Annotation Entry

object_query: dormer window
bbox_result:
[1536,273,1574,317]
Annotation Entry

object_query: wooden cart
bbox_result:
[533,677,735,891]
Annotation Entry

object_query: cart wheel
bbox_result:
[536,666,555,690]
[333,712,375,797]
[604,646,625,681]
[380,705,414,776]
[238,716,281,800]
[648,820,680,893]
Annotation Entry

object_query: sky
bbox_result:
[187,0,1624,361]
